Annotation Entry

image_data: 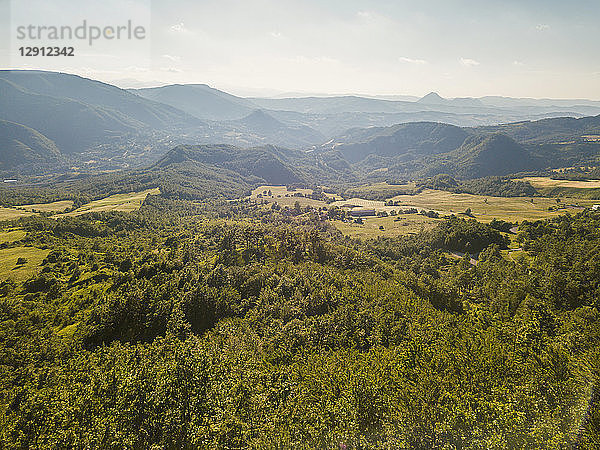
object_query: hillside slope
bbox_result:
[0,71,203,154]
[132,84,256,121]
[0,120,60,170]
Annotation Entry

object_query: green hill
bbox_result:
[480,114,600,144]
[152,144,305,199]
[325,122,470,163]
[0,120,60,170]
[422,133,540,178]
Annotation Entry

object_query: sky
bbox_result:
[1,0,599,99]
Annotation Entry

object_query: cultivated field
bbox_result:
[333,214,442,239]
[330,198,386,209]
[514,176,600,199]
[0,207,35,222]
[388,189,597,222]
[515,176,600,189]
[0,246,50,282]
[345,182,419,197]
[54,188,160,218]
[0,229,26,244]
[18,200,74,213]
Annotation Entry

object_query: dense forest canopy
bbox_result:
[0,190,599,447]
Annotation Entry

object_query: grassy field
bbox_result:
[330,198,386,209]
[0,246,50,282]
[388,189,597,223]
[345,182,419,197]
[514,176,600,199]
[18,200,74,213]
[250,185,313,199]
[333,214,442,239]
[515,176,600,189]
[0,207,35,222]
[0,229,26,244]
[54,188,160,218]
[322,192,343,201]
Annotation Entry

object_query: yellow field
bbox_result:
[388,189,597,222]
[323,192,343,200]
[330,198,386,209]
[251,185,313,199]
[514,176,600,189]
[583,135,600,142]
[0,246,50,282]
[348,182,417,195]
[19,200,74,213]
[54,188,160,218]
[0,229,26,244]
[0,207,35,222]
[333,214,441,239]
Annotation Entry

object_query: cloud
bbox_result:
[269,31,282,38]
[399,56,427,65]
[536,24,550,31]
[356,11,375,19]
[162,54,181,62]
[513,60,524,66]
[460,58,480,67]
[170,22,187,33]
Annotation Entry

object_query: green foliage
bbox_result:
[0,199,599,447]
[418,175,539,197]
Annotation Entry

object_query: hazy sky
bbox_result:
[2,0,600,98]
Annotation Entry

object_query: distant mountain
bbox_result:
[234,110,286,134]
[480,96,600,109]
[130,87,326,148]
[3,70,600,178]
[480,115,600,144]
[228,110,325,149]
[131,84,256,121]
[418,92,485,108]
[0,120,60,170]
[249,96,421,114]
[417,92,446,105]
[0,70,203,154]
[323,122,470,163]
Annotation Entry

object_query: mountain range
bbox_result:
[2,70,600,185]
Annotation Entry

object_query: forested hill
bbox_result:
[0,120,60,171]
[319,115,600,180]
[154,144,304,190]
